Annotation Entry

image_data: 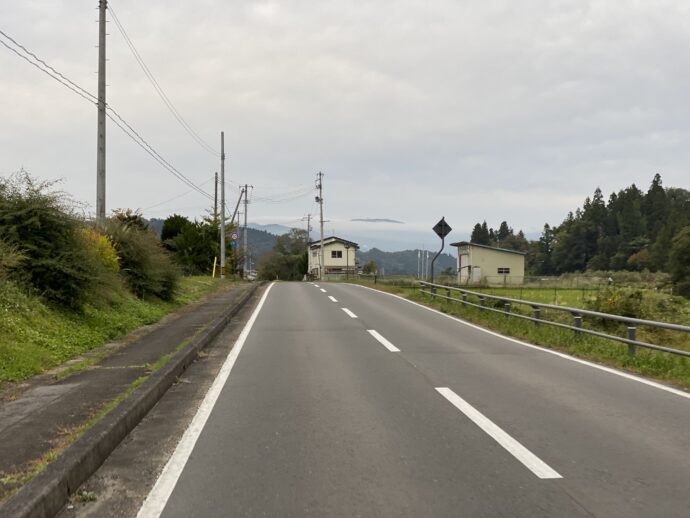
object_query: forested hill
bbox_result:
[469,174,690,276]
[358,248,455,276]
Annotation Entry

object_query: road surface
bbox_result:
[138,282,690,518]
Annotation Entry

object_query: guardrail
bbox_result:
[419,281,690,358]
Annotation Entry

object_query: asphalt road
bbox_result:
[139,282,690,518]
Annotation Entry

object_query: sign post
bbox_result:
[430,217,452,287]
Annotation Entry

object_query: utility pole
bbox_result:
[213,172,218,222]
[418,249,421,279]
[243,184,249,275]
[316,172,325,280]
[305,214,311,238]
[301,214,312,277]
[96,0,107,225]
[220,132,226,278]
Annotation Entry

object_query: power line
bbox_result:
[143,176,214,211]
[252,185,315,203]
[107,3,219,158]
[0,29,214,203]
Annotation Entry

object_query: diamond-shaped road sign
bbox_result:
[433,217,452,239]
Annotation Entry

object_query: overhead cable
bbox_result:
[0,29,214,202]
[108,4,220,157]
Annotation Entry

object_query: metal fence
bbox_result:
[419,281,690,358]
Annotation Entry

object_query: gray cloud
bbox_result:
[2,0,689,249]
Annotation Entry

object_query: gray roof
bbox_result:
[449,241,527,256]
[309,236,360,250]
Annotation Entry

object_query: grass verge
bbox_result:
[0,276,234,384]
[349,280,690,391]
[0,330,198,502]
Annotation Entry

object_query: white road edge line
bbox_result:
[342,308,358,318]
[367,330,400,352]
[352,284,690,401]
[320,288,327,293]
[328,296,338,302]
[136,283,275,518]
[436,387,562,479]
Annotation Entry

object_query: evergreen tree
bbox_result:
[669,226,690,297]
[497,221,512,242]
[644,173,668,239]
[471,221,491,245]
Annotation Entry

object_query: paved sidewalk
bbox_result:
[0,283,254,502]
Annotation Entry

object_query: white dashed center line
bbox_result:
[328,296,338,302]
[320,288,327,293]
[367,330,400,352]
[341,308,358,318]
[435,387,562,480]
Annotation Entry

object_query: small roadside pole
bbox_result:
[430,217,452,295]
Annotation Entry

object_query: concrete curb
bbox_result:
[0,283,263,518]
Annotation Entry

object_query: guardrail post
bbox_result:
[445,288,451,302]
[627,326,637,357]
[431,286,436,299]
[573,315,582,337]
[504,302,511,317]
[533,307,541,325]
[479,296,485,310]
[462,292,467,304]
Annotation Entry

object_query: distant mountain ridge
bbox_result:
[358,248,455,276]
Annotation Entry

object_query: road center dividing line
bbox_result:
[136,283,275,518]
[435,387,562,480]
[341,308,358,318]
[314,284,320,288]
[367,330,400,352]
[320,288,327,293]
[328,296,338,302]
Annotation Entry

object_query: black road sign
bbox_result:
[433,217,452,239]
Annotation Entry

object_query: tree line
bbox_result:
[470,174,690,295]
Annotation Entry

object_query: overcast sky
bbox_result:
[2,1,690,250]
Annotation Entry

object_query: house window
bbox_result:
[331,250,343,258]
[312,251,318,257]
[497,267,510,275]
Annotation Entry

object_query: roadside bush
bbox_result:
[104,217,178,300]
[0,172,109,307]
[585,287,689,327]
[80,228,119,273]
[0,239,25,280]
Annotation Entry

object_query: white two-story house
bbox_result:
[308,236,359,279]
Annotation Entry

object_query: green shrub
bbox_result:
[80,228,119,273]
[0,239,25,280]
[669,226,690,297]
[0,173,110,308]
[104,218,179,301]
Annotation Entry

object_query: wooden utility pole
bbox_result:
[96,0,107,225]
